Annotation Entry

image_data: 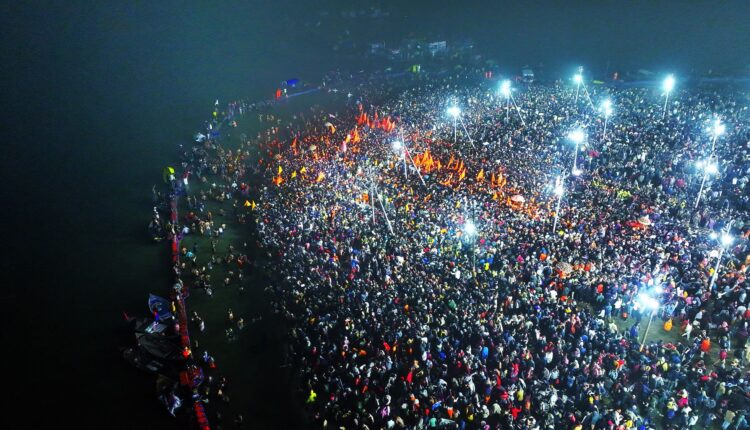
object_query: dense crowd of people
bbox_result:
[167,71,750,429]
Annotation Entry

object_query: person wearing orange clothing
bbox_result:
[700,337,711,357]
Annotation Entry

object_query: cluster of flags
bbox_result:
[340,127,361,153]
[411,150,512,190]
[412,150,440,173]
[356,109,396,133]
[270,161,328,187]
[261,108,543,220]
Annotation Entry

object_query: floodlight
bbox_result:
[663,75,675,93]
[568,129,585,144]
[721,234,734,247]
[501,80,511,97]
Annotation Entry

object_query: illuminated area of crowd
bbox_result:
[183,71,750,429]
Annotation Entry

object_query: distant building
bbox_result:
[428,41,447,56]
[370,42,385,54]
[522,66,535,83]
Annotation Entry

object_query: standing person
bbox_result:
[683,321,693,340]
[723,409,736,430]
[734,412,747,430]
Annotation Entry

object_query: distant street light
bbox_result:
[499,80,525,126]
[568,129,586,176]
[601,99,613,140]
[392,140,408,178]
[464,219,478,275]
[662,74,675,119]
[552,175,565,233]
[501,80,511,121]
[638,292,660,351]
[447,105,460,143]
[695,156,719,209]
[709,118,726,153]
[709,226,734,292]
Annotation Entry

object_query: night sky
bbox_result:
[3,0,749,426]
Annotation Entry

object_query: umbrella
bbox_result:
[638,215,652,226]
[309,145,317,151]
[510,195,525,203]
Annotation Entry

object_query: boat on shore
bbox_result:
[136,332,183,361]
[148,294,174,322]
[130,317,170,335]
[121,346,175,376]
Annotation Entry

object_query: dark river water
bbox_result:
[5,5,338,427]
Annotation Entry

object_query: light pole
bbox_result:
[709,230,734,292]
[694,156,719,209]
[552,175,564,233]
[662,74,675,119]
[376,189,394,234]
[709,118,726,153]
[501,80,511,122]
[447,105,460,143]
[464,220,477,275]
[601,99,613,141]
[574,73,583,103]
[447,104,476,146]
[501,80,526,126]
[392,140,407,179]
[398,128,427,187]
[568,129,585,176]
[638,293,660,351]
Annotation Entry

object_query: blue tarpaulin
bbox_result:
[285,78,300,87]
[148,294,172,321]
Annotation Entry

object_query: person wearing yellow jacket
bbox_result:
[306,389,317,404]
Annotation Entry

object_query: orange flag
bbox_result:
[316,171,325,182]
[476,169,485,182]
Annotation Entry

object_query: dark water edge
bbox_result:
[6,70,334,430]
